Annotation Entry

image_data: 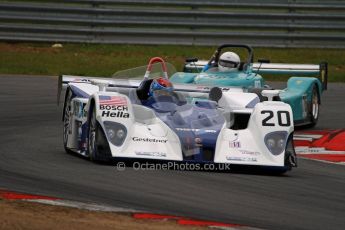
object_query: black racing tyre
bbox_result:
[87,104,112,163]
[308,85,320,128]
[271,135,297,175]
[284,135,297,170]
[62,89,74,154]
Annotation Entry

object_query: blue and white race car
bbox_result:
[59,57,296,172]
[170,44,328,127]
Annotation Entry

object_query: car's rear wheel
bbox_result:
[309,85,320,127]
[87,104,112,163]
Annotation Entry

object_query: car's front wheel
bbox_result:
[284,135,297,170]
[63,89,73,154]
[273,135,297,175]
[87,104,112,163]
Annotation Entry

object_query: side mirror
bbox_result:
[209,87,223,102]
[258,59,270,63]
[185,57,198,63]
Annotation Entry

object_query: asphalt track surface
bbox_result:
[0,75,344,230]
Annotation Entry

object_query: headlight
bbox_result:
[116,129,126,139]
[103,121,127,146]
[107,129,115,139]
[264,131,288,155]
[267,138,275,148]
[277,139,285,149]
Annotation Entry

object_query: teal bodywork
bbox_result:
[171,71,264,88]
[280,77,322,122]
[170,68,323,125]
[169,44,327,126]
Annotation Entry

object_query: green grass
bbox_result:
[0,42,344,82]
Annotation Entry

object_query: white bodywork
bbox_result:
[215,101,293,166]
[62,75,294,167]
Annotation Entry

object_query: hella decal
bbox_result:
[101,110,130,118]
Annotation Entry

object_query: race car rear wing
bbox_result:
[183,60,328,90]
[252,62,328,90]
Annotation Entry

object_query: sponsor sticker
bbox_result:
[132,137,168,143]
[100,105,128,111]
[99,96,130,118]
[194,137,203,147]
[229,133,241,148]
[195,86,230,91]
[229,141,241,148]
[254,80,261,88]
[239,150,261,156]
[135,151,167,157]
[73,101,86,118]
[176,128,217,133]
[226,156,257,162]
[99,95,127,106]
[73,78,90,83]
[101,110,130,118]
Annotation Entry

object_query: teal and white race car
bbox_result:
[170,44,328,127]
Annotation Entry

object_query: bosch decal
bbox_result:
[99,96,130,118]
[100,105,128,111]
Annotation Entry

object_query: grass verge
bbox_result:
[0,199,205,230]
[0,42,344,82]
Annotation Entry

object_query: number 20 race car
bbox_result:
[58,57,297,173]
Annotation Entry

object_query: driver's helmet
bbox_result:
[218,52,241,72]
[148,77,173,97]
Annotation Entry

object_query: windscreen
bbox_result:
[112,62,177,80]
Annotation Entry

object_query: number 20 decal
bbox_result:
[261,110,291,127]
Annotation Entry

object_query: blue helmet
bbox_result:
[149,77,173,97]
